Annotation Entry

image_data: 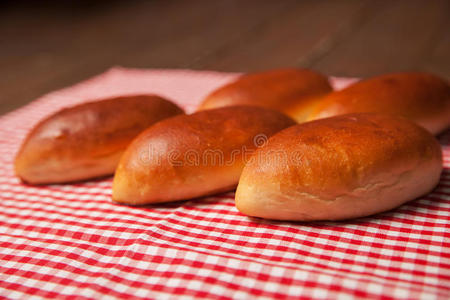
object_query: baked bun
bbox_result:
[15,95,184,184]
[197,68,332,122]
[236,113,442,221]
[308,72,450,135]
[112,106,296,205]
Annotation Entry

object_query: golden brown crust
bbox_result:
[197,68,332,122]
[309,72,450,135]
[112,106,296,205]
[236,113,443,221]
[15,95,184,184]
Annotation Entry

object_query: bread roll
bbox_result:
[112,106,296,205]
[236,113,442,221]
[15,95,184,184]
[197,68,332,122]
[308,72,450,135]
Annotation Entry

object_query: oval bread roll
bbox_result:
[308,72,450,135]
[112,106,296,205]
[15,95,184,184]
[236,113,443,221]
[197,68,332,122]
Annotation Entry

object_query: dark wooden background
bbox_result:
[1,0,449,115]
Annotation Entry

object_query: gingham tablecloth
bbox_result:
[0,68,449,299]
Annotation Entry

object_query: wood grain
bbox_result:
[0,0,448,115]
[311,0,449,77]
[193,0,372,71]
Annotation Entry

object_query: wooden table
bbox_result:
[0,0,448,115]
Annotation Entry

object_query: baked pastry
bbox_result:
[308,72,450,135]
[112,106,296,205]
[197,68,332,122]
[236,113,443,221]
[15,95,184,184]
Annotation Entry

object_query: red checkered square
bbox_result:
[0,68,448,299]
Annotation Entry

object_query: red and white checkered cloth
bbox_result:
[0,68,449,299]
